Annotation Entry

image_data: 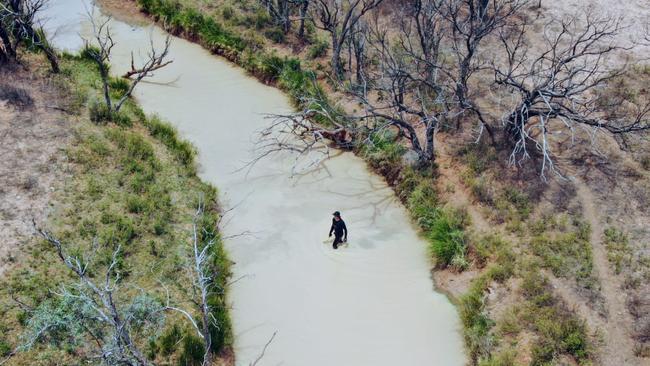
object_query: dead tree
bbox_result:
[341,2,457,166]
[297,0,310,39]
[443,0,525,136]
[244,96,353,175]
[84,12,171,117]
[259,0,293,33]
[29,225,157,366]
[0,0,59,71]
[346,17,368,87]
[311,0,383,79]
[494,12,650,178]
[187,201,218,366]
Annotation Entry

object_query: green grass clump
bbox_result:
[406,179,470,269]
[520,271,591,365]
[603,227,632,275]
[529,217,596,289]
[460,260,517,365]
[89,100,132,126]
[143,115,197,171]
[264,26,285,43]
[362,130,407,165]
[428,208,469,270]
[179,334,205,366]
[478,349,517,366]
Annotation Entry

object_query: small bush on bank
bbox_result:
[89,100,132,126]
[429,208,469,269]
[0,339,11,357]
[109,77,130,95]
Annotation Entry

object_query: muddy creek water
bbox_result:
[42,2,466,364]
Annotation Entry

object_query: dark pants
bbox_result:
[333,235,343,249]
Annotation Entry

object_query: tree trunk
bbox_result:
[0,26,16,58]
[298,0,309,39]
[38,44,60,73]
[331,37,344,79]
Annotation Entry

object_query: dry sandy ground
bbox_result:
[542,0,650,56]
[0,64,72,276]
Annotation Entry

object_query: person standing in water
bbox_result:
[328,211,348,249]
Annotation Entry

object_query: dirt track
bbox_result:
[0,65,71,276]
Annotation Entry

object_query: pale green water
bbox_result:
[42,2,467,364]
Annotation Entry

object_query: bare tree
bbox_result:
[494,12,650,178]
[311,0,383,79]
[84,12,171,118]
[443,0,526,136]
[340,1,455,165]
[246,105,350,175]
[186,201,219,366]
[297,0,310,39]
[0,0,59,71]
[259,0,293,33]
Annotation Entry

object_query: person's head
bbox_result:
[333,211,341,221]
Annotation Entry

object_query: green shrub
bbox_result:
[126,194,150,214]
[264,27,285,43]
[89,101,132,126]
[109,77,130,95]
[363,130,406,164]
[253,9,271,29]
[407,181,438,229]
[152,217,168,236]
[99,212,136,247]
[428,208,469,268]
[308,39,329,59]
[478,349,517,366]
[460,276,494,362]
[0,339,11,357]
[259,53,285,80]
[221,5,234,20]
[178,333,205,366]
[530,230,594,285]
[502,187,530,219]
[208,301,231,352]
[159,324,182,356]
[87,135,111,157]
[603,227,632,275]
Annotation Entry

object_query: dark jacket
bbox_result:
[329,218,347,239]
